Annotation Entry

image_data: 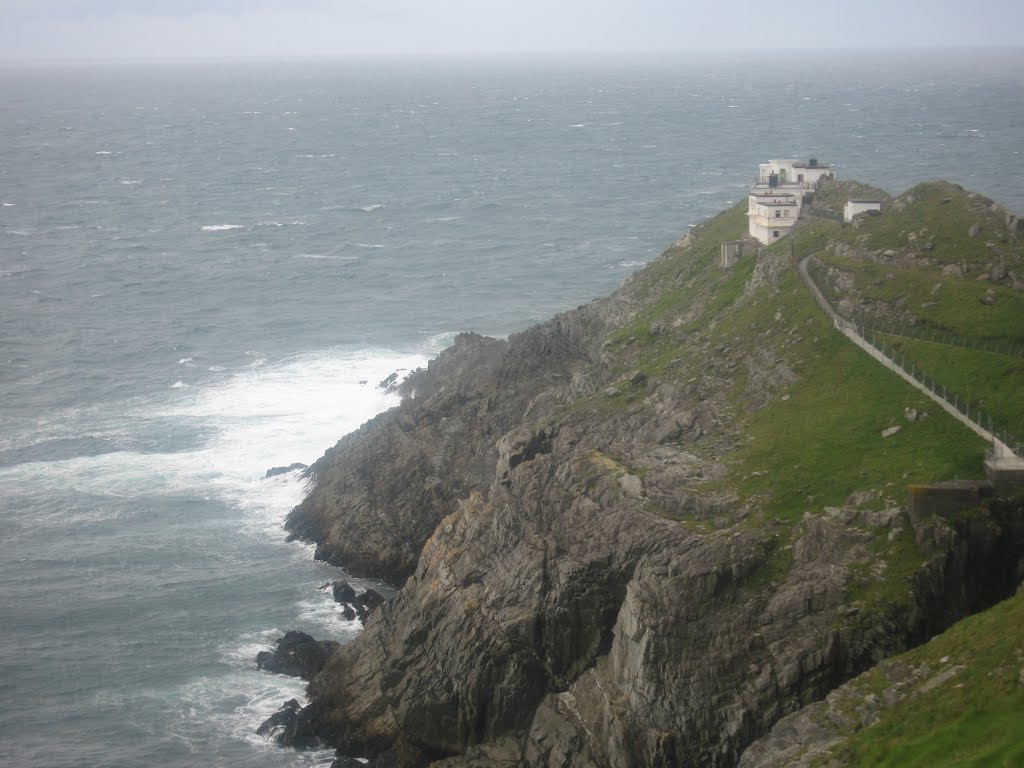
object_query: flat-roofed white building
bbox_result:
[747,157,834,243]
[757,158,834,192]
[748,188,802,243]
[843,199,882,223]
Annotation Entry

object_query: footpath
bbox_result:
[796,254,1023,469]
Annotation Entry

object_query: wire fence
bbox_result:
[853,319,1024,358]
[798,255,1022,458]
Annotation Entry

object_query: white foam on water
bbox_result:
[2,202,14,206]
[201,224,244,232]
[296,592,365,638]
[119,179,142,185]
[95,150,112,155]
[359,204,383,212]
[171,380,187,388]
[0,347,432,537]
[297,254,358,261]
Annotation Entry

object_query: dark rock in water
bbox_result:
[330,581,387,623]
[378,371,399,391]
[331,756,371,768]
[265,462,308,478]
[255,630,339,680]
[357,588,386,614]
[256,698,301,741]
[331,580,358,603]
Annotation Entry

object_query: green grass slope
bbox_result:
[827,589,1024,768]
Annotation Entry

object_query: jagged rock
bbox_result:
[496,425,554,484]
[331,581,358,603]
[257,699,301,741]
[265,462,308,478]
[881,425,902,438]
[277,192,1024,767]
[618,473,643,497]
[969,223,981,237]
[378,371,400,391]
[255,631,339,680]
[357,588,386,614]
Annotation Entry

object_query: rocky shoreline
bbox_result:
[255,191,1024,767]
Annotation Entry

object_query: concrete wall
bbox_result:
[843,200,882,223]
[720,241,744,268]
[749,220,793,243]
[908,482,992,519]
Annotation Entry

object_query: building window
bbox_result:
[773,230,780,238]
[775,210,781,218]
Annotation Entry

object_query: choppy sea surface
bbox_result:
[1,51,1022,767]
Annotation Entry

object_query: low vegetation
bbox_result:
[825,590,1024,768]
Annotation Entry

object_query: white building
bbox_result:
[748,157,834,243]
[748,188,802,243]
[757,158,833,192]
[843,199,882,223]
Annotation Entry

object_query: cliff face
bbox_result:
[282,191,1024,766]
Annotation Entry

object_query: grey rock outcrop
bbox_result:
[255,631,340,680]
[275,199,1024,767]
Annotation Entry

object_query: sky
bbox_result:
[1,0,1022,61]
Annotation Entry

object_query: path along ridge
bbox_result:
[796,253,1023,468]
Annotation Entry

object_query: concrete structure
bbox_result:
[757,158,834,193]
[720,240,746,268]
[908,481,993,519]
[748,189,802,243]
[844,199,882,223]
[748,158,834,244]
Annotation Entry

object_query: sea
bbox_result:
[1,50,1022,767]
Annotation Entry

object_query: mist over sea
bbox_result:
[1,51,1021,767]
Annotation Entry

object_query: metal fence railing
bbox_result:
[798,255,1022,460]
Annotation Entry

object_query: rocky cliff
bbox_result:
[280,184,1024,766]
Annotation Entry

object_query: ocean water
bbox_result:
[1,51,1022,767]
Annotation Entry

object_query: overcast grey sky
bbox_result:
[1,0,1022,60]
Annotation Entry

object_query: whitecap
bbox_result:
[1,202,14,207]
[359,204,383,212]
[95,150,112,155]
[424,216,460,223]
[297,254,358,261]
[201,224,244,232]
[208,365,226,372]
[177,358,193,364]
[619,260,647,268]
[8,229,32,236]
[569,123,585,128]
[119,179,142,185]
[171,381,187,388]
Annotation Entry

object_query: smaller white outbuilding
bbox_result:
[844,199,882,223]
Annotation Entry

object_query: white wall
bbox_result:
[843,200,881,222]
